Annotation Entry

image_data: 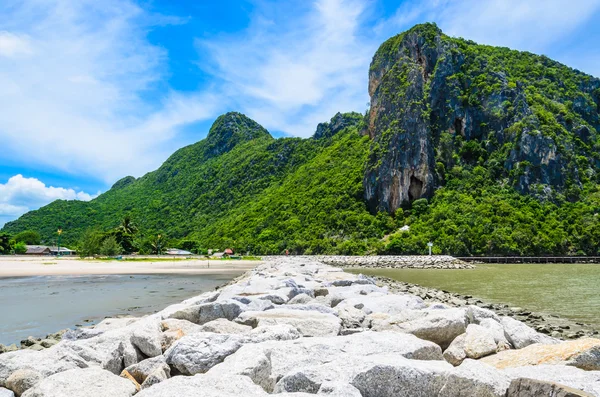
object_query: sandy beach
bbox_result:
[0,256,261,277]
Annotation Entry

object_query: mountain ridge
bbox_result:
[4,23,600,256]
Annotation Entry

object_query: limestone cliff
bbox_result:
[364,23,600,214]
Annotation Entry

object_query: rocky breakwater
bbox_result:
[315,254,474,269]
[1,258,600,396]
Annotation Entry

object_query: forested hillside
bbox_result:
[4,24,600,256]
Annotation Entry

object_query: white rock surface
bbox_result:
[198,318,252,334]
[21,368,136,397]
[0,388,15,397]
[208,331,443,392]
[135,374,268,397]
[463,324,497,359]
[164,333,243,375]
[501,316,559,349]
[502,365,600,396]
[371,307,468,349]
[235,309,341,337]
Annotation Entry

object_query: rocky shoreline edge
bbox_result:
[1,257,600,396]
[312,255,474,269]
[374,276,599,340]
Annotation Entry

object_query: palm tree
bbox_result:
[118,215,138,235]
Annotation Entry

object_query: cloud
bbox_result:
[0,174,97,226]
[0,0,222,183]
[197,0,376,137]
[0,31,33,58]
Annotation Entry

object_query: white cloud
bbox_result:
[0,0,222,183]
[0,31,33,58]
[198,0,376,137]
[0,174,97,226]
[378,0,600,76]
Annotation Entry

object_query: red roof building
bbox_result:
[224,248,234,255]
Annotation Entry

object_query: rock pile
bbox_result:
[312,255,474,269]
[0,257,598,396]
[378,277,599,339]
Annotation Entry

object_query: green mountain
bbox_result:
[4,23,600,256]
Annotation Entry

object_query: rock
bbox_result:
[462,324,497,359]
[38,340,57,349]
[5,369,42,396]
[208,331,442,392]
[25,346,43,352]
[140,367,169,390]
[121,356,169,385]
[19,338,38,348]
[443,334,467,366]
[479,318,511,350]
[130,319,164,357]
[235,309,341,337]
[0,388,14,397]
[336,293,427,315]
[246,324,302,343]
[439,359,511,397]
[44,330,67,342]
[507,377,594,397]
[467,305,501,324]
[94,317,139,331]
[0,348,89,387]
[198,318,252,334]
[502,365,600,396]
[160,318,203,335]
[288,293,314,305]
[317,381,362,396]
[21,368,136,397]
[482,338,600,370]
[338,306,367,331]
[135,374,268,397]
[501,316,559,349]
[169,300,245,325]
[164,333,243,375]
[350,355,453,396]
[371,308,468,349]
[0,345,18,354]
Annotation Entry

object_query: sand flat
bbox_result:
[0,256,260,277]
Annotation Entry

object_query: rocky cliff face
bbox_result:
[364,23,600,214]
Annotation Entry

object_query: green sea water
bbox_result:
[348,264,600,328]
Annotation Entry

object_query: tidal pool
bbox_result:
[348,264,600,328]
[0,273,241,345]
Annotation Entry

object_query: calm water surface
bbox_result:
[0,273,241,345]
[349,264,600,328]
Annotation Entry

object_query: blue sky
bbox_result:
[1,0,600,227]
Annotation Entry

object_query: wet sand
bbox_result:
[0,256,260,277]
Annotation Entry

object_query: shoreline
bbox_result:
[372,275,599,340]
[0,257,260,277]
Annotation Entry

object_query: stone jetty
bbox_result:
[1,257,599,396]
[312,255,474,269]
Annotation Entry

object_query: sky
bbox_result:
[1,0,600,227]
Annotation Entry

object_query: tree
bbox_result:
[0,232,11,254]
[78,229,103,258]
[13,242,27,254]
[151,234,167,255]
[118,215,138,235]
[100,236,122,257]
[13,230,41,245]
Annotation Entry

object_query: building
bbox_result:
[165,248,192,256]
[50,247,76,256]
[24,246,76,255]
[25,245,51,255]
[224,248,234,256]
